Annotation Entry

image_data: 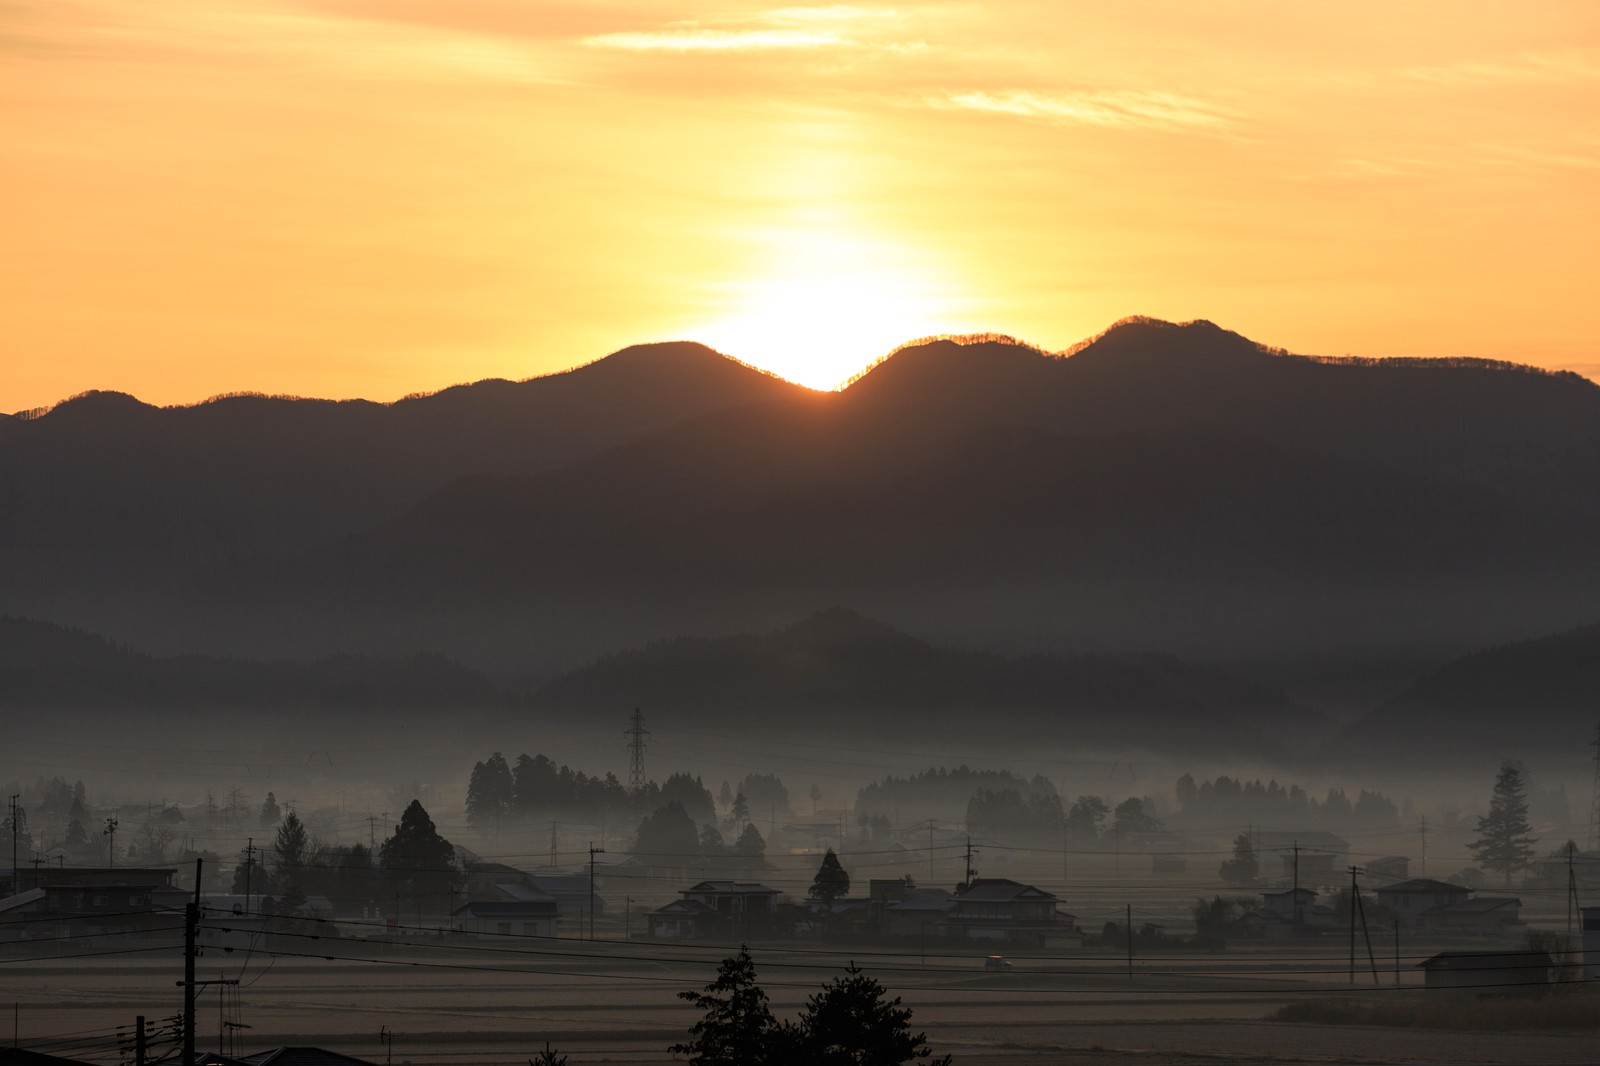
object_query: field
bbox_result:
[9,936,1599,1065]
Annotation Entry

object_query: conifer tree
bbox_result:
[1468,762,1538,887]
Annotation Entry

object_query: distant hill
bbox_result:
[5,318,1600,678]
[1332,621,1600,762]
[0,615,510,713]
[533,608,1316,757]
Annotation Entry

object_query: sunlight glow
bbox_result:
[691,233,965,390]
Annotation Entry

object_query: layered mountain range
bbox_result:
[5,316,1599,757]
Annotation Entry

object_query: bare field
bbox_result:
[6,940,1598,1065]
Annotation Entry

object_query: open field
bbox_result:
[6,938,1597,1065]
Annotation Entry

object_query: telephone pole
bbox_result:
[242,838,258,913]
[963,836,978,888]
[1418,816,1428,877]
[103,816,118,869]
[625,709,649,793]
[588,842,605,940]
[7,795,19,892]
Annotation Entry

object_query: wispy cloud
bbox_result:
[583,5,911,54]
[1401,45,1600,86]
[934,88,1240,132]
[585,28,843,51]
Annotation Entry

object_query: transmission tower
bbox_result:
[625,709,650,793]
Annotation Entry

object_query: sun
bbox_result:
[691,231,967,390]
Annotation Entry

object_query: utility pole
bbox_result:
[588,842,605,940]
[8,795,18,892]
[1126,902,1134,985]
[549,821,558,869]
[243,838,258,914]
[1419,816,1428,877]
[963,836,977,889]
[926,819,935,883]
[103,816,118,869]
[135,1015,146,1066]
[368,814,379,851]
[183,859,199,1066]
[625,709,649,793]
[1348,865,1357,984]
[1292,841,1302,929]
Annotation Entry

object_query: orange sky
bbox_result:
[5,1,1598,410]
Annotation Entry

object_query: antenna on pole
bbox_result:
[625,709,649,793]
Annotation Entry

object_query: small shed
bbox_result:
[1417,950,1551,995]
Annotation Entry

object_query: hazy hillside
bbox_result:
[0,343,813,641]
[6,318,1599,679]
[1330,620,1600,764]
[534,608,1316,757]
[0,615,510,712]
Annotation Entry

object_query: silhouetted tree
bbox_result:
[792,963,951,1065]
[669,947,782,1065]
[1065,795,1108,839]
[734,823,766,860]
[1218,832,1258,885]
[809,849,850,905]
[259,792,281,828]
[731,792,750,828]
[1112,797,1161,837]
[1469,762,1538,887]
[632,801,699,871]
[466,752,515,825]
[380,800,457,912]
[273,810,309,885]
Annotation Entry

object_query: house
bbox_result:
[944,879,1075,948]
[452,899,557,939]
[1375,879,1521,934]
[531,874,605,926]
[648,881,782,939]
[882,889,955,939]
[194,1047,381,1065]
[0,869,177,942]
[1237,887,1335,940]
[1418,950,1551,994]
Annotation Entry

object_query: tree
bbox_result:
[730,792,750,828]
[1468,762,1539,887]
[734,823,766,859]
[1218,832,1258,885]
[809,849,850,905]
[719,781,735,809]
[1064,795,1108,839]
[1112,797,1161,837]
[632,801,700,871]
[259,792,281,828]
[1175,773,1198,809]
[466,752,514,825]
[809,784,823,814]
[793,963,952,1066]
[273,810,309,883]
[380,800,457,911]
[669,947,782,1065]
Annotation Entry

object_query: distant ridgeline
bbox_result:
[1171,773,1400,830]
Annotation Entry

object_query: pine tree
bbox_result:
[669,948,782,1065]
[273,810,309,883]
[794,963,951,1066]
[1468,762,1539,887]
[809,849,850,905]
[1218,832,1258,885]
[380,800,457,913]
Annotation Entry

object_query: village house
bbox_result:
[1375,878,1522,934]
[1235,887,1335,940]
[0,867,177,942]
[1253,831,1349,886]
[943,879,1077,948]
[647,881,781,940]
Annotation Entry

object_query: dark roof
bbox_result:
[1417,950,1551,971]
[683,880,781,895]
[238,1048,381,1065]
[956,879,1056,903]
[651,899,719,918]
[887,889,954,913]
[1377,878,1469,895]
[453,900,558,918]
[1427,897,1520,913]
[0,1050,100,1065]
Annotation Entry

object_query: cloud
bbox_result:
[934,88,1239,132]
[582,5,912,54]
[584,27,844,51]
[1401,45,1600,87]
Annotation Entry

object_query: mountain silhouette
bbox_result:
[534,608,1312,756]
[5,319,1599,686]
[1329,619,1600,765]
